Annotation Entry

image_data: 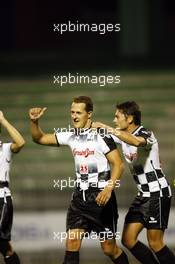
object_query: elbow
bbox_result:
[133,138,146,147]
[19,139,25,148]
[12,139,25,153]
[17,138,26,149]
[132,139,143,147]
[32,137,40,144]
[135,142,145,147]
[32,135,44,145]
[31,131,45,145]
[134,141,140,147]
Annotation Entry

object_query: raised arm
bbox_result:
[0,111,25,153]
[29,107,57,146]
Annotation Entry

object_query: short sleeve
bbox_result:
[136,128,157,147]
[3,143,13,158]
[111,134,122,144]
[98,134,117,155]
[55,132,71,146]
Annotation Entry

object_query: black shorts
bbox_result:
[125,195,171,230]
[0,196,13,240]
[66,188,118,239]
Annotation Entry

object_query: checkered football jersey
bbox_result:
[112,126,172,198]
[55,129,116,188]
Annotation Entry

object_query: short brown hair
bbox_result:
[73,96,93,112]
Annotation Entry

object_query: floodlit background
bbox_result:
[0,1,175,263]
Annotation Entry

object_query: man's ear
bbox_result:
[128,115,134,124]
[88,111,93,119]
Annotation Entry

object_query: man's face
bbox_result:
[113,109,130,130]
[71,102,91,128]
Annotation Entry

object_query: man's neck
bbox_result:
[84,120,92,129]
[126,124,140,134]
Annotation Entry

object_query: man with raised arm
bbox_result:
[29,96,129,264]
[0,111,25,264]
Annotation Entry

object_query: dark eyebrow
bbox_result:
[71,110,81,114]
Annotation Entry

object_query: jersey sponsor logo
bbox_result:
[149,217,157,223]
[73,148,95,158]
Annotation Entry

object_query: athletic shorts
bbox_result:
[125,195,171,230]
[66,188,118,240]
[0,196,13,240]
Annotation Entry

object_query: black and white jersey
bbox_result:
[55,129,116,190]
[112,126,172,198]
[0,142,12,198]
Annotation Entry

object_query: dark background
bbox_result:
[0,0,175,76]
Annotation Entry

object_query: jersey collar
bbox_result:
[132,125,143,135]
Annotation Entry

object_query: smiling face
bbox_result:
[113,109,133,131]
[71,102,92,129]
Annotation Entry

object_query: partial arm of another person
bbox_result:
[92,122,146,147]
[0,111,25,153]
[96,149,124,206]
[29,107,57,146]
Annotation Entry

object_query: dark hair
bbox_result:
[73,96,93,112]
[116,101,141,125]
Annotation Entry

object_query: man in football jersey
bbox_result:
[93,101,175,264]
[0,111,25,264]
[29,96,129,264]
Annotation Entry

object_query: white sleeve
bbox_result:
[137,128,157,148]
[111,134,122,144]
[145,131,157,150]
[3,143,13,159]
[55,132,71,145]
[98,134,117,155]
